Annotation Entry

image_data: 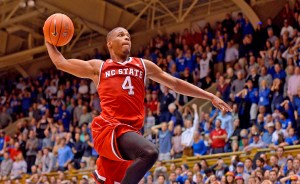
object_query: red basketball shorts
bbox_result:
[91,115,139,184]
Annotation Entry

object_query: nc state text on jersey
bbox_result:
[105,68,144,79]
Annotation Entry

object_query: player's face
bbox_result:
[109,28,131,56]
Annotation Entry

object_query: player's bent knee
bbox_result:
[143,145,159,162]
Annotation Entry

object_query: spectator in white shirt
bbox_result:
[181,104,199,156]
[272,121,288,144]
[199,52,211,79]
[78,80,88,95]
[280,19,294,38]
[45,81,57,98]
[243,132,265,151]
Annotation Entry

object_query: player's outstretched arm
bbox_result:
[45,42,102,83]
[144,59,232,112]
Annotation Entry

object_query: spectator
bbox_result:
[267,28,278,46]
[261,123,275,145]
[211,158,228,180]
[0,107,12,129]
[78,80,88,95]
[171,125,183,159]
[245,79,259,122]
[79,160,87,170]
[25,130,38,173]
[41,147,55,173]
[293,87,300,131]
[42,129,53,149]
[217,76,230,102]
[281,19,294,38]
[259,66,273,89]
[235,162,250,182]
[57,137,74,171]
[210,119,227,154]
[10,153,27,180]
[0,152,13,180]
[217,110,233,139]
[181,104,198,156]
[258,80,271,108]
[225,41,239,69]
[6,141,21,161]
[230,118,242,141]
[288,66,300,100]
[243,132,265,151]
[159,87,175,122]
[274,146,286,168]
[244,158,253,175]
[73,99,83,125]
[231,71,245,95]
[193,131,207,156]
[72,133,84,169]
[153,161,168,182]
[168,103,183,127]
[151,122,173,161]
[198,52,211,80]
[270,79,284,111]
[78,106,92,127]
[81,133,93,167]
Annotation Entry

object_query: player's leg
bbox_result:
[117,132,159,184]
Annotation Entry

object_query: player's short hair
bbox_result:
[106,27,127,42]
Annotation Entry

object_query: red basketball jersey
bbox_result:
[97,57,146,130]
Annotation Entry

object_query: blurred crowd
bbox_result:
[141,147,300,184]
[1,1,300,183]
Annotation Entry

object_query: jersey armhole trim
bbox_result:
[140,58,147,85]
[97,61,104,88]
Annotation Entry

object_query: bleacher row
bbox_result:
[5,145,300,184]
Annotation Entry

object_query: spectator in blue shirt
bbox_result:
[244,80,259,121]
[245,80,259,104]
[236,12,245,28]
[282,128,299,146]
[293,88,300,130]
[0,131,4,152]
[216,111,233,138]
[280,100,296,127]
[258,80,271,107]
[57,137,74,171]
[273,64,286,82]
[60,104,71,131]
[279,111,292,131]
[193,131,207,156]
[185,50,195,72]
[175,49,187,73]
[243,18,254,36]
[151,122,173,161]
[261,122,275,145]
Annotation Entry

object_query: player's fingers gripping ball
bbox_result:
[43,13,74,46]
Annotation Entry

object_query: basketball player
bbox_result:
[45,27,232,184]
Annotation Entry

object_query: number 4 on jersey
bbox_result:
[122,76,134,95]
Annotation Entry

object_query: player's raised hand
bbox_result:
[211,97,232,112]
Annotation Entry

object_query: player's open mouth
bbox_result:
[122,42,130,46]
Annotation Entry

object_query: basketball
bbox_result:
[43,13,74,47]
